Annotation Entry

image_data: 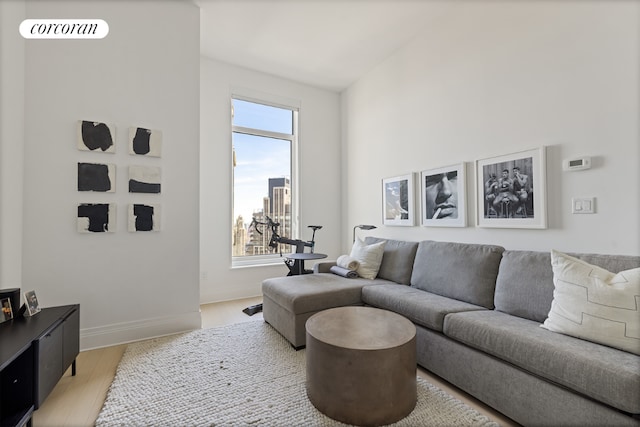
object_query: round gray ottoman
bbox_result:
[305,306,417,426]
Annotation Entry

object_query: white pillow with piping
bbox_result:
[541,250,640,355]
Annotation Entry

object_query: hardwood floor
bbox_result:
[32,344,127,427]
[32,296,517,426]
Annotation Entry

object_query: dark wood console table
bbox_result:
[0,304,79,427]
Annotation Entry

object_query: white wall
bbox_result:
[200,57,342,303]
[0,0,25,293]
[19,0,201,349]
[342,1,639,255]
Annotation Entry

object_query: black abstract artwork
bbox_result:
[132,127,151,155]
[129,165,161,193]
[129,180,161,193]
[79,120,115,152]
[77,162,114,192]
[129,204,160,232]
[133,204,154,231]
[129,127,162,157]
[77,203,112,232]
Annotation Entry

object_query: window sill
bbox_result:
[231,256,287,269]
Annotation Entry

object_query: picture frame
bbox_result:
[77,203,117,233]
[129,126,162,157]
[382,173,415,226]
[77,162,116,192]
[420,163,467,227]
[476,146,547,229]
[128,204,161,232]
[1,297,13,323]
[128,165,161,194]
[25,290,41,316]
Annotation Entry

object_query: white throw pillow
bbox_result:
[349,238,386,279]
[541,250,640,355]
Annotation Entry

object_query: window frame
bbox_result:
[230,94,300,268]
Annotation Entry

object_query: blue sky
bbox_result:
[233,100,292,225]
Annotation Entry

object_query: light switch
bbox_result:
[572,197,595,214]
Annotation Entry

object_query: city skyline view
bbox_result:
[232,175,292,257]
[233,133,290,225]
[232,98,294,236]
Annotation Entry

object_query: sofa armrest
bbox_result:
[314,261,337,274]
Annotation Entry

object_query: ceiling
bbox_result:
[196,0,446,92]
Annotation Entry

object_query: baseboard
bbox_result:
[80,310,202,350]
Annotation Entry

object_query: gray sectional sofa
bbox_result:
[261,237,640,426]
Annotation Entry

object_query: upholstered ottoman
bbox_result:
[262,273,385,348]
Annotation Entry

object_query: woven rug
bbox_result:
[96,320,499,427]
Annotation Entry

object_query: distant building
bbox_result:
[269,177,291,243]
[233,177,292,256]
[232,215,246,257]
[244,209,270,255]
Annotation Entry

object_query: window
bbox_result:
[231,97,299,266]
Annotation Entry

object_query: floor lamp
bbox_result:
[353,224,377,242]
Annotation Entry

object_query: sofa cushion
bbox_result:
[495,250,640,324]
[262,273,391,314]
[362,284,486,332]
[494,250,556,323]
[364,237,418,285]
[443,310,640,414]
[541,250,640,355]
[410,241,504,309]
[350,238,386,279]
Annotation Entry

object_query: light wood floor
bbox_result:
[33,297,517,426]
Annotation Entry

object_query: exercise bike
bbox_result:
[250,216,323,275]
[243,217,323,315]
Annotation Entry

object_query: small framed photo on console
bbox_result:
[1,298,13,323]
[25,290,41,316]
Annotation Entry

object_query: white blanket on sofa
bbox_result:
[336,254,359,270]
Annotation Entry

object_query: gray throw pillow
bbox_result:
[365,237,418,285]
[411,240,504,309]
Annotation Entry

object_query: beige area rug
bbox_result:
[96,320,499,427]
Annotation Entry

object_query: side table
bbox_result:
[285,252,327,275]
[305,306,417,426]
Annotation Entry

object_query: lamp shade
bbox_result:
[353,224,377,242]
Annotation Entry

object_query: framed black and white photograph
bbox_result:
[128,204,161,232]
[24,290,41,316]
[77,203,117,233]
[129,127,162,157]
[78,162,116,192]
[382,173,415,226]
[77,120,116,153]
[129,165,161,194]
[420,163,467,227]
[476,147,547,229]
[1,297,13,323]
